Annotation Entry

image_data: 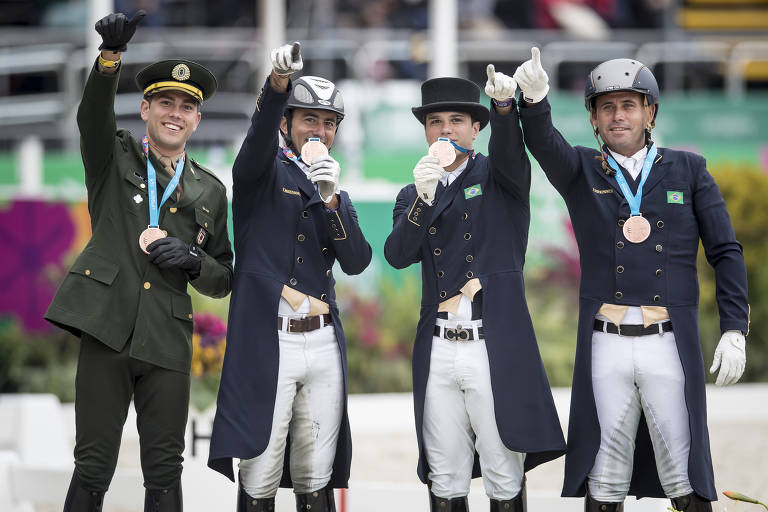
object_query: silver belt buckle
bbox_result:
[445,327,470,341]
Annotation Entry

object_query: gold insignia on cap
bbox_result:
[171,63,191,81]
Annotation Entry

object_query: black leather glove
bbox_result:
[147,237,206,274]
[94,10,146,52]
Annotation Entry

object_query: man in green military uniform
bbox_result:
[44,11,233,511]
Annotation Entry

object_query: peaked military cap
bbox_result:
[135,59,217,103]
[412,77,489,129]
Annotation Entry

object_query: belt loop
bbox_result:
[473,325,479,340]
[603,321,608,334]
[658,322,663,336]
[278,316,284,332]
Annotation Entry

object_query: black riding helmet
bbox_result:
[282,76,344,153]
[584,58,659,122]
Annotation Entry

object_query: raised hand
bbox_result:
[485,64,518,103]
[95,10,146,52]
[513,47,550,104]
[271,41,303,77]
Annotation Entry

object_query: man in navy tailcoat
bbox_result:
[207,42,372,512]
[515,48,749,512]
[384,66,566,512]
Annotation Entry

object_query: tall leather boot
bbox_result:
[430,490,469,512]
[295,485,336,512]
[237,485,275,512]
[584,492,624,512]
[670,493,713,512]
[490,481,526,512]
[63,471,105,512]
[144,482,182,512]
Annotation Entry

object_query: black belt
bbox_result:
[594,319,673,337]
[434,325,484,341]
[278,314,332,333]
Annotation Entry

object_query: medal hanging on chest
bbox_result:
[138,135,185,254]
[605,144,657,244]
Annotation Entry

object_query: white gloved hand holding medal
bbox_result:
[413,155,444,206]
[309,154,341,203]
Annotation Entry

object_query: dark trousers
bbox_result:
[73,333,190,492]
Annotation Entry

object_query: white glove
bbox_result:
[485,64,518,102]
[513,47,549,104]
[710,330,746,386]
[413,155,443,206]
[271,41,303,76]
[308,155,340,203]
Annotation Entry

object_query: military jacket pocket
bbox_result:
[70,252,119,286]
[171,294,194,323]
[193,207,215,247]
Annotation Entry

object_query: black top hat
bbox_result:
[135,59,217,103]
[412,77,489,129]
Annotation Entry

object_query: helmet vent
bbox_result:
[293,84,313,104]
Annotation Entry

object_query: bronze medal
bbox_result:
[139,226,166,254]
[429,139,456,168]
[623,215,651,243]
[300,139,328,165]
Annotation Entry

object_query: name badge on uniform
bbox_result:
[464,184,482,200]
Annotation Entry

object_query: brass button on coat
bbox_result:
[301,211,309,218]
[321,293,327,301]
[440,291,447,298]
[616,241,624,249]
[653,295,661,302]
[618,219,625,227]
[297,257,303,264]
[169,207,177,213]
[322,247,328,255]
[434,248,442,256]
[140,183,146,189]
[428,227,437,235]
[466,271,474,278]
[466,255,473,262]
[657,220,664,228]
[297,234,306,242]
[326,269,331,277]
[464,233,471,240]
[144,282,151,290]
[656,244,663,253]
[616,265,624,274]
[437,270,445,278]
[462,213,469,220]
[656,269,662,277]
[289,278,297,286]
[615,291,623,299]
[85,269,91,276]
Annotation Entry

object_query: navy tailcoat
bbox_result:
[208,79,372,486]
[519,98,749,500]
[384,103,566,484]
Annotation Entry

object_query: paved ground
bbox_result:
[29,384,768,511]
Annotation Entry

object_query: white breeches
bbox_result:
[588,307,693,501]
[239,325,343,497]
[423,321,525,500]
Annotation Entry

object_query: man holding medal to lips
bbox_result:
[516,48,749,511]
[44,10,234,512]
[207,42,371,512]
[384,67,565,511]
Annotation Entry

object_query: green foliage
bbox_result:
[0,319,78,401]
[697,164,768,382]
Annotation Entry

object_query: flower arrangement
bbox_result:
[189,312,227,411]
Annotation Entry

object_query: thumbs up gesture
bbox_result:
[513,47,549,104]
[95,11,146,52]
[271,41,303,76]
[484,64,517,103]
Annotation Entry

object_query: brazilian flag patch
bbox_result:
[667,191,684,204]
[464,184,482,199]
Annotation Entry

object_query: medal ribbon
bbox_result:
[439,137,473,155]
[142,135,185,228]
[282,146,300,163]
[604,143,657,216]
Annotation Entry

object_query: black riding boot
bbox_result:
[670,493,713,512]
[63,471,104,512]
[144,482,182,512]
[430,490,469,512]
[584,492,624,512]
[295,485,336,512]
[237,486,275,512]
[490,481,526,512]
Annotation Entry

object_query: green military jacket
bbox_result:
[45,62,234,373]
